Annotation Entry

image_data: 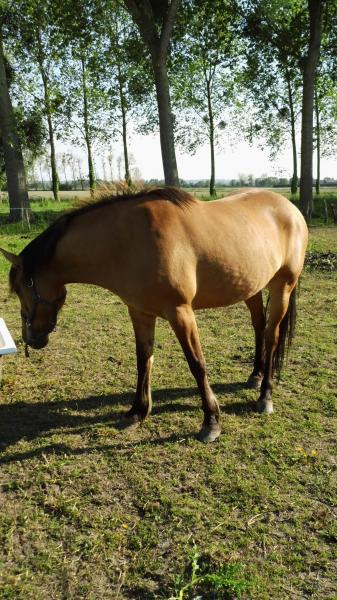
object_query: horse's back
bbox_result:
[218,189,308,273]
[180,190,308,309]
[70,189,307,315]
[124,189,308,312]
[198,189,307,262]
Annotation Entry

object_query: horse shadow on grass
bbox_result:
[0,381,257,462]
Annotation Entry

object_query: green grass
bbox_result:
[188,188,337,226]
[0,200,336,599]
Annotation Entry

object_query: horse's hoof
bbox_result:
[247,374,263,389]
[118,412,143,432]
[257,400,274,415]
[197,424,221,443]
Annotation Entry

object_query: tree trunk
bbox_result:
[286,73,298,195]
[314,87,320,195]
[299,0,324,221]
[0,34,31,223]
[206,76,216,197]
[117,63,131,185]
[81,56,95,195]
[123,0,180,186]
[46,113,59,200]
[77,160,84,190]
[37,33,60,202]
[121,107,131,185]
[40,74,60,201]
[153,55,179,186]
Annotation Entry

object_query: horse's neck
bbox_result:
[51,218,117,288]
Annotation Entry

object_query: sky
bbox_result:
[56,133,337,183]
[131,134,292,181]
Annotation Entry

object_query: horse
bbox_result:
[0,187,308,442]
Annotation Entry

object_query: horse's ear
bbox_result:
[0,248,21,267]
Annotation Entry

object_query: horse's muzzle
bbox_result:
[24,331,49,350]
[28,336,49,349]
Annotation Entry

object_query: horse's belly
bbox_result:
[192,259,276,309]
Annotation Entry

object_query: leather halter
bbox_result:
[21,278,66,337]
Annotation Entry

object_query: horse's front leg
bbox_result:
[168,304,221,443]
[125,307,156,427]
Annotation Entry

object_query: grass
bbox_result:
[171,547,249,599]
[0,198,336,599]
[1,186,337,228]
[189,189,337,227]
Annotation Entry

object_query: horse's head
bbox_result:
[1,249,66,349]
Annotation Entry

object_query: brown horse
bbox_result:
[0,188,308,442]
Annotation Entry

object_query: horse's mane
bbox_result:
[10,187,195,288]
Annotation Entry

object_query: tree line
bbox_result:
[0,0,336,223]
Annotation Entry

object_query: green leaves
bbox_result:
[172,546,250,599]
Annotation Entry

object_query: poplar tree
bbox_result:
[299,0,325,220]
[123,0,180,185]
[0,29,31,222]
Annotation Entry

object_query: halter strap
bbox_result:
[26,278,66,309]
[21,278,66,330]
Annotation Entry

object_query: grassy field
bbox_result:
[0,185,337,202]
[0,197,336,599]
[1,185,337,227]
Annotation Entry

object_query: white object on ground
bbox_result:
[0,318,17,355]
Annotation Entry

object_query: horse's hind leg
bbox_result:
[126,307,156,426]
[258,280,294,414]
[168,304,221,442]
[245,292,265,389]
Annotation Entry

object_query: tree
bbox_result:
[0,30,31,222]
[56,0,114,195]
[107,148,114,181]
[299,0,325,220]
[239,47,302,194]
[35,28,61,201]
[60,152,69,187]
[313,1,337,195]
[314,76,337,195]
[3,104,47,183]
[68,153,78,187]
[123,0,180,185]
[172,0,238,196]
[76,156,85,189]
[238,0,305,195]
[10,0,64,201]
[239,0,334,212]
[94,2,149,185]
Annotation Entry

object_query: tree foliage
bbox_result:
[172,0,239,195]
[0,0,336,221]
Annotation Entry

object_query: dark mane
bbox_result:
[11,187,195,286]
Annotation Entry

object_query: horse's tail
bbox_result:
[273,284,298,379]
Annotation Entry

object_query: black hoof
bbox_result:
[246,374,263,389]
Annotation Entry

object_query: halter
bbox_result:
[21,277,67,341]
